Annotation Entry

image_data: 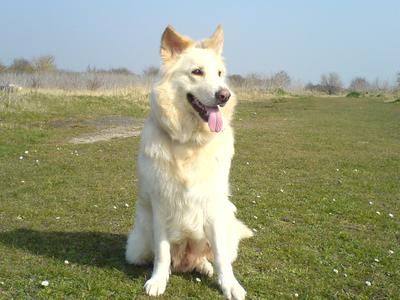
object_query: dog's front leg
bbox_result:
[144,207,170,296]
[208,219,247,300]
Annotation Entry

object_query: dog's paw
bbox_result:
[144,276,168,296]
[219,275,246,300]
[196,259,214,277]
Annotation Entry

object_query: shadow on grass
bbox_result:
[0,228,148,279]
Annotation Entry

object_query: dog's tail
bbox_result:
[236,220,254,239]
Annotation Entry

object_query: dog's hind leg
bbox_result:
[126,202,153,265]
[195,257,214,277]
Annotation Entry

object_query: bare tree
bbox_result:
[271,70,291,89]
[33,55,57,73]
[109,67,134,75]
[9,58,35,74]
[370,78,390,93]
[320,72,343,95]
[349,77,369,92]
[0,61,6,73]
[396,72,400,89]
[142,66,159,78]
[228,74,245,86]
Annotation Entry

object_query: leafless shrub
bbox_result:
[270,70,291,90]
[30,76,41,89]
[0,62,6,73]
[228,74,245,86]
[9,58,35,74]
[349,77,370,92]
[370,78,390,93]
[33,55,57,73]
[319,72,343,95]
[86,75,103,91]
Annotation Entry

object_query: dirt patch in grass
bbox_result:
[50,116,145,144]
[69,126,142,144]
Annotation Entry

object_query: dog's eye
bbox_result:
[192,69,204,76]
[218,71,222,77]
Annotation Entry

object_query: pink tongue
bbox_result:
[208,108,223,132]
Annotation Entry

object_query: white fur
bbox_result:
[125,26,252,300]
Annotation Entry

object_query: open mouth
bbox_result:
[187,93,217,122]
[187,93,223,132]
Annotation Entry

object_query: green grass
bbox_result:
[0,92,399,299]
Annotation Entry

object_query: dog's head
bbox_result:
[152,26,235,143]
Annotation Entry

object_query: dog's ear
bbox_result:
[204,25,224,55]
[160,26,193,63]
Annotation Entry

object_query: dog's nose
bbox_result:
[215,88,231,105]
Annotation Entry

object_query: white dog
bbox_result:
[125,25,253,300]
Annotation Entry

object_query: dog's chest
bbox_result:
[171,141,231,187]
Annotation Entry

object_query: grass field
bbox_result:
[0,91,399,299]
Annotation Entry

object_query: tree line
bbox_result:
[1,55,399,94]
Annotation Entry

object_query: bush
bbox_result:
[274,88,287,96]
[346,91,362,98]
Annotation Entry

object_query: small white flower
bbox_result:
[365,280,371,286]
[333,269,339,274]
[246,162,249,165]
[388,250,394,254]
[64,260,69,265]
[253,215,258,219]
[94,204,98,208]
[19,156,23,160]
[353,169,359,172]
[280,189,284,193]
[41,280,49,287]
[332,198,336,202]
[24,150,29,154]
[389,213,394,218]
[21,180,25,183]
[376,211,381,215]
[35,159,39,163]
[252,228,258,233]
[369,201,373,205]
[374,258,379,263]
[252,200,256,204]
[294,293,299,298]
[256,195,261,198]
[56,216,60,220]
[195,277,201,282]
[57,147,61,151]
[113,205,117,209]
[16,215,23,220]
[336,168,339,172]
[0,281,4,285]
[125,203,129,208]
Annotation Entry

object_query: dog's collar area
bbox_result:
[187,93,219,122]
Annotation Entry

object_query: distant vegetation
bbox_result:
[1,55,399,95]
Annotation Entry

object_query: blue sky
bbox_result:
[1,0,399,84]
